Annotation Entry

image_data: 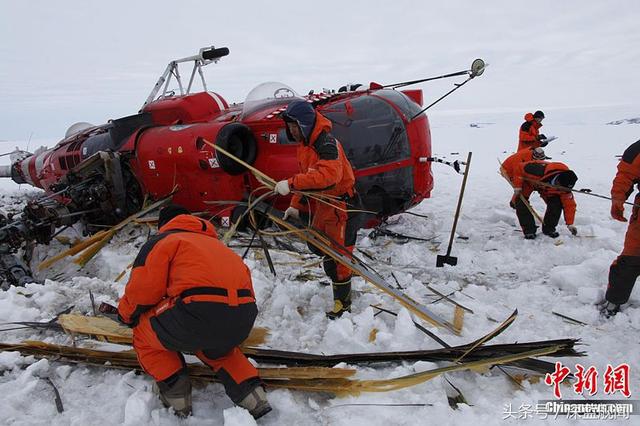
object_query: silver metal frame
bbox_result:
[141,46,225,110]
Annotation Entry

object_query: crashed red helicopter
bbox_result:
[0,46,485,287]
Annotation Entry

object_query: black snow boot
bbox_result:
[543,229,559,238]
[600,301,621,318]
[524,233,537,240]
[154,370,192,417]
[237,385,272,419]
[326,278,352,319]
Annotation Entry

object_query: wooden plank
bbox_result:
[57,314,269,347]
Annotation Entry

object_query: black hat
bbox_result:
[533,110,545,119]
[158,204,190,229]
[556,170,578,188]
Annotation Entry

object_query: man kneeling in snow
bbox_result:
[117,204,271,419]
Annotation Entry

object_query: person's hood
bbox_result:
[282,100,317,143]
[307,112,333,146]
[524,112,542,128]
[159,214,218,238]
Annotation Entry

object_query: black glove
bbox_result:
[116,313,133,327]
[540,141,548,147]
[538,134,547,141]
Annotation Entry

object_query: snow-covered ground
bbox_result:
[0,105,639,425]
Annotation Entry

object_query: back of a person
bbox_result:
[523,160,567,181]
[163,229,254,298]
[118,204,269,420]
[503,148,535,180]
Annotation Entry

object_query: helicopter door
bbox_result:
[320,95,413,217]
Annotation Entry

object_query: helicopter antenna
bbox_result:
[410,59,487,121]
[26,131,33,153]
[141,46,230,110]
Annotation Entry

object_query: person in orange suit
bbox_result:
[511,160,578,239]
[603,139,640,317]
[518,110,548,151]
[117,204,271,419]
[273,99,358,319]
[501,147,548,208]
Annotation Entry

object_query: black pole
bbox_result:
[382,70,471,89]
[525,179,640,208]
[437,152,472,267]
[447,152,472,255]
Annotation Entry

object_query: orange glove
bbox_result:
[611,199,627,222]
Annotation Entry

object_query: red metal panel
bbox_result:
[142,92,227,125]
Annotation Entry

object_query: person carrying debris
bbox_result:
[518,110,549,151]
[511,160,578,239]
[117,204,271,419]
[501,147,548,208]
[273,99,358,319]
[602,139,640,317]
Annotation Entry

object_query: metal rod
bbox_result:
[161,62,175,96]
[443,152,472,258]
[174,66,184,96]
[525,178,640,207]
[198,61,208,93]
[142,62,172,109]
[383,70,470,89]
[186,62,198,93]
[426,157,466,174]
[411,78,472,121]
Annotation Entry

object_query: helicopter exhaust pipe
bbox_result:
[0,153,48,187]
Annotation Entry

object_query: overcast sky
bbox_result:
[1,0,639,141]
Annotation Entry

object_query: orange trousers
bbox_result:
[132,302,259,402]
[607,195,640,304]
[312,201,354,282]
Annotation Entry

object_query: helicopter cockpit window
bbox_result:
[240,82,300,120]
[321,96,410,169]
[372,89,423,120]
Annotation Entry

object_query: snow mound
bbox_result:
[124,389,156,425]
[549,250,611,302]
[223,406,258,425]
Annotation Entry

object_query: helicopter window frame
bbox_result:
[321,95,411,170]
[370,89,424,120]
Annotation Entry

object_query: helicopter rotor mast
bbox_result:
[141,46,230,110]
